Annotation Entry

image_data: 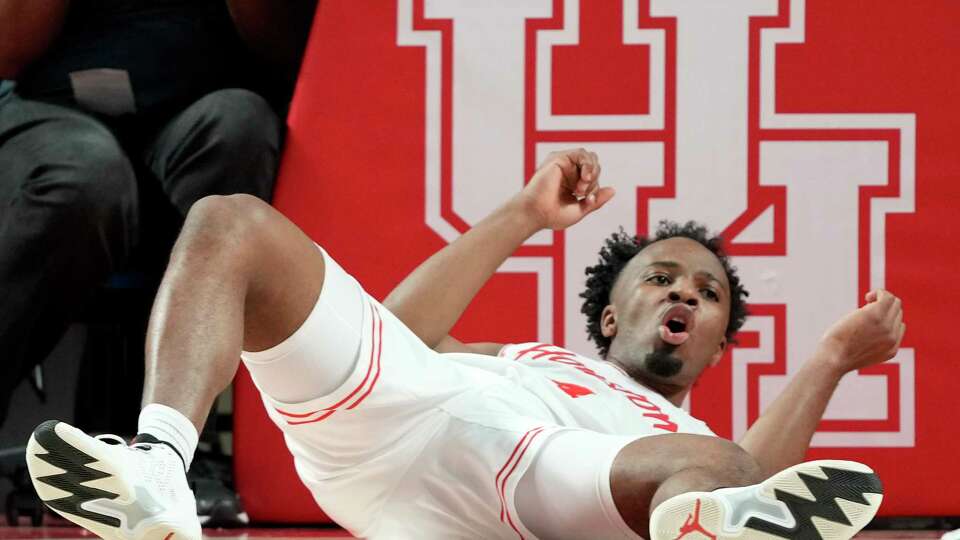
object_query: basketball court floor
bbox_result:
[0,526,952,539]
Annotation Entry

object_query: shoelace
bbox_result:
[95,433,155,452]
[95,434,128,445]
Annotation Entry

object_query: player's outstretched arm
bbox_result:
[738,289,905,477]
[384,148,615,353]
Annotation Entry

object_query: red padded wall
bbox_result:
[235,0,960,523]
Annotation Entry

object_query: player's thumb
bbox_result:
[585,186,616,213]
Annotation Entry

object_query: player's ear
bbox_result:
[600,305,618,338]
[709,337,727,367]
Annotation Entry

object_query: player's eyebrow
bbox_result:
[648,260,682,270]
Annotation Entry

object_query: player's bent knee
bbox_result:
[607,435,763,536]
[183,194,279,255]
[187,193,272,228]
[667,435,762,486]
[610,434,762,498]
[704,438,763,486]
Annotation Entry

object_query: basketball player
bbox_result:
[25,148,903,539]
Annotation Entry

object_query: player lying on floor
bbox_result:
[27,148,902,539]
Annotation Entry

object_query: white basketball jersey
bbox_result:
[449,342,716,439]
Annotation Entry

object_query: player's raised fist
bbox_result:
[816,289,906,374]
[514,148,616,231]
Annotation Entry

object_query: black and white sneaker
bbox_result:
[26,420,201,540]
[649,460,883,539]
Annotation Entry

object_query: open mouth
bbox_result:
[659,305,695,346]
[665,319,687,334]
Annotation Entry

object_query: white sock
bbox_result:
[137,403,199,471]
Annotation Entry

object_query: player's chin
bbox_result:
[654,337,698,367]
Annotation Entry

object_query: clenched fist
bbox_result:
[816,289,906,374]
[514,148,616,231]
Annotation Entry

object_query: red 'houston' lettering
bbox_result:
[642,412,679,432]
[626,394,661,411]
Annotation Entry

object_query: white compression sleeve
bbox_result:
[515,429,644,540]
[240,246,363,403]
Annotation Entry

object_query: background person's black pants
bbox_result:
[0,88,281,427]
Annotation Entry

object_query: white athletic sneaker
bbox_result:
[649,460,883,540]
[26,420,202,540]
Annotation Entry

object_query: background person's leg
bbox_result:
[0,97,138,427]
[143,88,280,215]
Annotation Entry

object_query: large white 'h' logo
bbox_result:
[398,0,915,447]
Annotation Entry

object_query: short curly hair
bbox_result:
[580,221,749,357]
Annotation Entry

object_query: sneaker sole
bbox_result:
[26,420,199,540]
[649,460,883,540]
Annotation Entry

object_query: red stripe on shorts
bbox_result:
[275,299,382,424]
[346,305,383,410]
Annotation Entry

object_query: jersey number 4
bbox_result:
[552,380,595,399]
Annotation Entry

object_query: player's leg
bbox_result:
[516,431,753,539]
[517,431,882,540]
[27,194,349,540]
[614,435,883,540]
[609,433,763,536]
[142,192,330,435]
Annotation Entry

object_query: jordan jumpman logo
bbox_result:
[673,499,717,540]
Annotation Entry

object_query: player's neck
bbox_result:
[663,387,690,408]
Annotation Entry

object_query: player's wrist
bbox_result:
[504,194,550,234]
[810,341,852,380]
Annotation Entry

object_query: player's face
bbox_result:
[602,237,731,396]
